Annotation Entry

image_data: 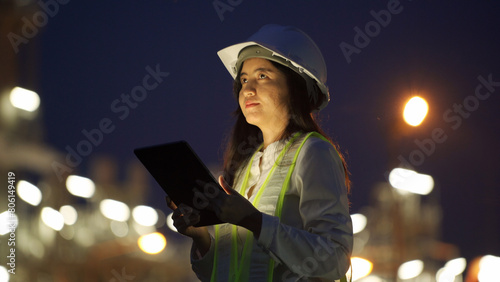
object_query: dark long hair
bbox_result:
[222,61,351,192]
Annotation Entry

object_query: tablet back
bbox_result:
[134,141,223,226]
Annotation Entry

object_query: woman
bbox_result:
[167,24,353,281]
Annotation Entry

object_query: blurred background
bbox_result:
[1,0,500,281]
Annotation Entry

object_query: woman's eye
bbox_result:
[259,74,267,79]
[241,78,248,83]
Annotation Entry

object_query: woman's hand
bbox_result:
[211,176,263,237]
[166,197,211,255]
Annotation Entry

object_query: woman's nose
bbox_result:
[242,80,256,96]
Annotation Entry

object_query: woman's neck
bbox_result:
[260,124,288,149]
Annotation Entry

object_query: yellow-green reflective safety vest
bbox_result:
[210,132,349,282]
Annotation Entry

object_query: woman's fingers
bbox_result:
[166,197,198,227]
[173,211,200,227]
[165,197,208,239]
[172,204,199,224]
[166,196,178,210]
[166,178,257,227]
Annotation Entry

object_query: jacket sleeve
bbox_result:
[190,235,215,281]
[256,137,353,279]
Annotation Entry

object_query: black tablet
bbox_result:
[134,141,224,227]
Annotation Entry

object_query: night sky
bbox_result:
[27,0,500,264]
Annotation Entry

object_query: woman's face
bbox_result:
[238,58,290,131]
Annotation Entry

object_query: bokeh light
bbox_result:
[351,213,367,234]
[403,96,428,126]
[445,257,467,276]
[41,207,65,231]
[99,199,130,222]
[0,211,18,236]
[110,221,129,237]
[17,180,42,206]
[66,175,95,198]
[0,265,10,282]
[350,257,373,281]
[398,259,424,280]
[9,86,40,112]
[59,205,78,225]
[138,232,167,255]
[166,212,177,232]
[132,205,158,226]
[389,168,434,195]
[478,255,500,281]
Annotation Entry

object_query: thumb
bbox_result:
[218,175,234,195]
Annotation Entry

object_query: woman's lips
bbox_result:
[245,102,259,108]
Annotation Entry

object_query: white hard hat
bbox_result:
[217,24,330,111]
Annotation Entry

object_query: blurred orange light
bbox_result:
[349,257,373,281]
[403,96,428,126]
[138,232,166,255]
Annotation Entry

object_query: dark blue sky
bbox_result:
[29,0,500,262]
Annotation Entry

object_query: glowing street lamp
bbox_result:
[403,96,428,126]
